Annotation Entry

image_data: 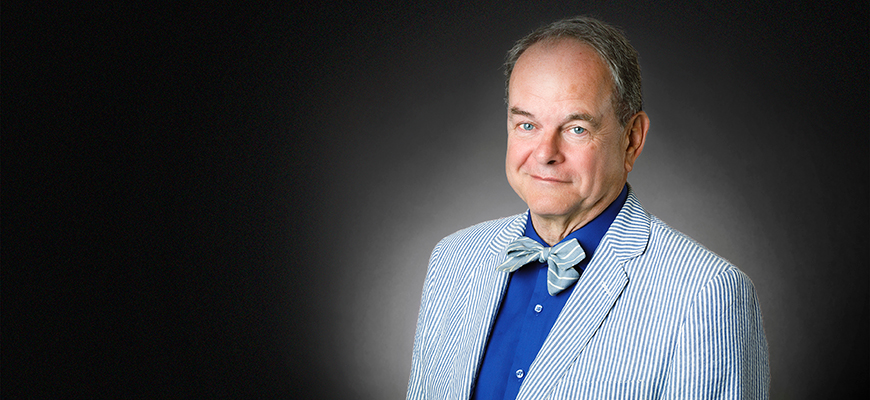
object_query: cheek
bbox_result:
[573,148,602,173]
[505,141,526,169]
[586,142,623,175]
[505,144,519,181]
[570,150,617,188]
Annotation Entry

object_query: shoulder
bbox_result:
[417,213,524,313]
[421,213,524,289]
[620,213,763,328]
[646,214,734,269]
[432,213,525,257]
[610,190,735,278]
[637,214,758,295]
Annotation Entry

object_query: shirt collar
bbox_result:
[523,184,628,259]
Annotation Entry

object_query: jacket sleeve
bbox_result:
[406,240,444,400]
[660,267,770,399]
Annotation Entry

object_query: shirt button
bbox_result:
[516,369,524,379]
[534,304,543,313]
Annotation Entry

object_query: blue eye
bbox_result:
[520,123,534,131]
[571,126,586,135]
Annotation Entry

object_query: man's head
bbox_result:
[505,16,642,128]
[505,17,649,242]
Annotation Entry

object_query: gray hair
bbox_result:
[504,16,642,127]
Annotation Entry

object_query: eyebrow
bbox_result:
[509,107,600,129]
[509,107,534,118]
[565,112,600,129]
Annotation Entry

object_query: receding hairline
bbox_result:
[506,38,616,113]
[503,16,643,127]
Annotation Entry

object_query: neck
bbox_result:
[529,185,624,246]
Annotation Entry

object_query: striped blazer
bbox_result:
[407,189,769,399]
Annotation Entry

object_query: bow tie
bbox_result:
[497,236,586,296]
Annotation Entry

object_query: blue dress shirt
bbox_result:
[472,185,628,400]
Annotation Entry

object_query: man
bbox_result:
[407,16,769,400]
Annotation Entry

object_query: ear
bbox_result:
[623,111,649,173]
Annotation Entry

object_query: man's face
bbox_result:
[506,39,634,229]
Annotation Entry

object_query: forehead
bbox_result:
[519,38,605,68]
[508,38,614,115]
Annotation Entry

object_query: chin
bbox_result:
[527,199,579,219]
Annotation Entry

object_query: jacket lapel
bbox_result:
[452,212,528,400]
[516,189,651,399]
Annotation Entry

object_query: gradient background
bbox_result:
[4,1,868,398]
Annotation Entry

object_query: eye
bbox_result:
[520,123,534,131]
[570,126,586,135]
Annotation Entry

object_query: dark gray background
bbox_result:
[4,1,867,398]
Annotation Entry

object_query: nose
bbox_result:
[533,129,564,165]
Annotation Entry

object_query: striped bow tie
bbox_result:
[497,236,586,296]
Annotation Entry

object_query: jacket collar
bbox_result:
[487,210,528,257]
[597,184,651,262]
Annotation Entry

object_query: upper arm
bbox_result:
[660,267,769,399]
[407,240,445,400]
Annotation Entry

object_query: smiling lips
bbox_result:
[530,174,570,183]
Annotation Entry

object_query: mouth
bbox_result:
[530,174,569,183]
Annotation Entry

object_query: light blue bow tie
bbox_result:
[497,236,586,296]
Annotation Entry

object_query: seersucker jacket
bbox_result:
[407,188,769,399]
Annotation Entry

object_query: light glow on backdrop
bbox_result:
[297,2,867,398]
